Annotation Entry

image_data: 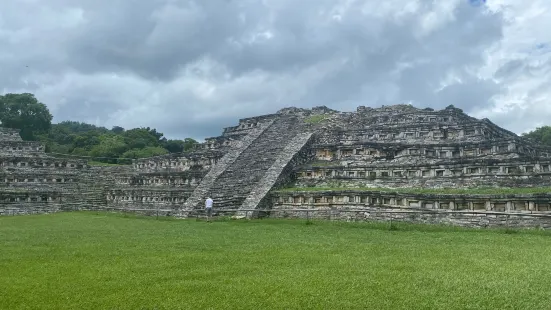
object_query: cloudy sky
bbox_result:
[1,0,550,140]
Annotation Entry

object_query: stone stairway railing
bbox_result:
[180,120,275,215]
[237,132,314,217]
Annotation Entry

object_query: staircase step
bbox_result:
[181,115,313,216]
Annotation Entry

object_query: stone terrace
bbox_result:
[0,130,114,215]
[6,104,551,229]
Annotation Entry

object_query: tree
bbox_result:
[121,147,169,159]
[163,139,185,153]
[183,138,199,152]
[162,138,199,153]
[72,131,102,149]
[89,135,129,163]
[111,126,125,134]
[522,126,551,146]
[0,92,200,162]
[445,104,463,113]
[0,93,53,140]
[122,128,164,149]
[37,124,75,145]
[55,121,109,133]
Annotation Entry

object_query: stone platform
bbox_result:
[5,104,551,229]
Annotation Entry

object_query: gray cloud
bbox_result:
[1,0,549,140]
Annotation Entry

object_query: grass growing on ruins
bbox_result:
[278,186,551,195]
[304,114,329,124]
[2,212,551,309]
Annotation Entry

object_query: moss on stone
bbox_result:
[304,114,329,124]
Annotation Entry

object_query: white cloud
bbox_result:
[0,0,550,141]
[469,0,551,134]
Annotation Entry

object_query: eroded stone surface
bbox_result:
[5,104,551,229]
[271,189,551,229]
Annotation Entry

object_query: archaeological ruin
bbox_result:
[4,104,551,229]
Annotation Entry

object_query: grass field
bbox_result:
[2,213,551,309]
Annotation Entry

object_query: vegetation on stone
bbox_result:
[2,212,551,309]
[304,114,329,124]
[4,98,551,228]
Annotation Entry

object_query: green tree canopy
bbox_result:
[0,93,53,140]
[163,138,199,153]
[2,92,201,163]
[111,126,125,134]
[522,126,551,146]
[122,147,169,159]
[56,121,109,133]
[121,128,165,149]
[89,135,129,162]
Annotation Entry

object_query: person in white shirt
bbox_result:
[205,197,213,222]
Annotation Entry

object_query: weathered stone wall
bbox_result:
[0,141,45,153]
[0,158,119,215]
[290,104,551,191]
[5,104,551,230]
[1,107,329,217]
[295,158,551,188]
[271,190,551,229]
[0,160,116,215]
[0,124,129,215]
[131,150,222,173]
[0,128,23,141]
[101,146,224,213]
[312,140,548,161]
[0,190,63,215]
[271,204,551,229]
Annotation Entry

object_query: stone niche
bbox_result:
[4,104,551,226]
[0,157,87,169]
[1,192,60,202]
[132,152,220,173]
[0,128,23,141]
[0,141,45,153]
[271,190,551,229]
[122,174,203,187]
[0,190,64,216]
[0,174,79,184]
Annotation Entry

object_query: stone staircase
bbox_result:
[182,115,310,216]
[74,165,135,211]
[180,120,275,214]
[238,132,314,217]
[67,171,108,211]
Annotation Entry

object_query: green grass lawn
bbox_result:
[1,213,551,309]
